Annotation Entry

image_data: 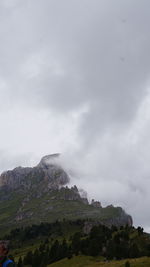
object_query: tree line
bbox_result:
[14,223,150,266]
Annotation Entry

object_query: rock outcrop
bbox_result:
[83,209,133,234]
[91,199,102,208]
[0,154,69,192]
[0,154,133,234]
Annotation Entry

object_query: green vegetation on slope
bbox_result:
[2,220,150,267]
[0,187,131,235]
[48,255,150,267]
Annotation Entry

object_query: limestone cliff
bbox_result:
[0,154,69,192]
[0,154,133,234]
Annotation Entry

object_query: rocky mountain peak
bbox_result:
[0,153,133,231]
[0,154,69,191]
[37,153,60,168]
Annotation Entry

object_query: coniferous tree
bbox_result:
[67,247,73,260]
[49,240,60,263]
[129,243,140,258]
[106,240,115,260]
[23,250,33,266]
[115,241,129,259]
[71,232,81,255]
[40,251,49,267]
[61,239,68,258]
[17,257,23,267]
[146,243,150,256]
[88,238,101,256]
[125,261,130,267]
[137,226,144,235]
[32,248,41,267]
[80,238,89,255]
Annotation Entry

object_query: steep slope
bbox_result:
[0,154,132,234]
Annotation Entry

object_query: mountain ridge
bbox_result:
[0,154,132,234]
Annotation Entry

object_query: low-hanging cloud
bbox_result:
[0,0,150,230]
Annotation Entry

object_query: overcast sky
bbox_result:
[1,0,150,231]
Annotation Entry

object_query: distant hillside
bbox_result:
[0,154,132,234]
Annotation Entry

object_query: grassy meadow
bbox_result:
[48,255,150,267]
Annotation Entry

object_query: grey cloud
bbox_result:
[0,0,150,229]
[1,0,150,115]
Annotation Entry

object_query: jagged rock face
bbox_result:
[83,209,133,234]
[56,186,89,203]
[0,166,32,189]
[0,154,133,234]
[104,210,133,228]
[0,154,69,191]
[91,199,102,208]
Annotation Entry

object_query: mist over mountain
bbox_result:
[0,154,132,235]
[0,0,150,233]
